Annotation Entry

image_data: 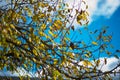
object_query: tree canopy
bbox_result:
[0,0,120,79]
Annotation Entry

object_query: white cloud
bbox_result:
[78,57,120,72]
[0,67,36,77]
[85,0,120,23]
[97,57,120,72]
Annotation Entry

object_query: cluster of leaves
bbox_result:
[0,0,120,79]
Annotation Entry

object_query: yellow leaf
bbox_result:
[48,18,52,22]
[44,34,50,39]
[33,58,36,62]
[16,41,21,45]
[21,16,26,22]
[32,49,37,56]
[40,43,44,47]
[29,37,32,42]
[48,30,57,38]
[10,24,15,29]
[27,9,32,17]
[92,41,98,46]
[32,15,38,22]
[38,43,45,50]
[96,59,100,66]
[67,52,74,58]
[14,52,19,58]
[77,14,82,21]
[23,64,27,68]
[41,24,46,30]
[38,2,47,8]
[85,68,90,72]
[53,70,60,78]
[53,59,58,65]
[84,54,89,58]
[39,13,45,18]
[54,20,62,30]
[61,56,66,65]
[39,31,45,36]
[29,27,34,32]
[82,60,93,67]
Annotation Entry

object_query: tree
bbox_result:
[0,0,120,79]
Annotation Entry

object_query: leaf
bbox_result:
[106,51,111,55]
[85,68,90,72]
[58,75,63,80]
[23,64,27,69]
[103,29,106,34]
[48,30,57,38]
[39,43,45,49]
[21,16,26,22]
[30,0,34,4]
[92,41,98,46]
[94,30,98,33]
[27,9,32,17]
[39,13,45,18]
[116,49,120,52]
[32,58,37,62]
[77,11,87,25]
[48,6,52,12]
[84,53,90,58]
[70,42,74,49]
[32,15,38,22]
[39,31,45,36]
[61,56,66,65]
[28,37,32,42]
[53,59,58,65]
[75,9,79,14]
[41,24,46,30]
[16,40,21,45]
[29,27,34,32]
[86,5,88,9]
[71,26,74,31]
[104,58,107,65]
[114,55,119,59]
[54,20,62,30]
[53,70,60,77]
[10,24,15,29]
[82,60,93,67]
[32,49,37,56]
[96,59,100,66]
[77,14,82,21]
[67,52,74,58]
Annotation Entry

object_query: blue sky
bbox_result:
[84,0,120,72]
[67,0,120,73]
[68,0,120,56]
[89,6,120,50]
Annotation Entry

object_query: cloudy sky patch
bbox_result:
[86,0,120,23]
